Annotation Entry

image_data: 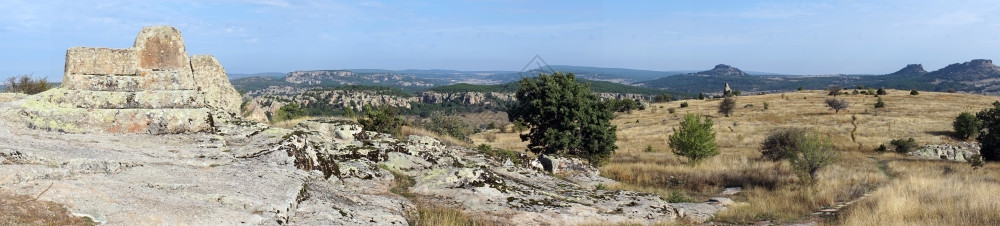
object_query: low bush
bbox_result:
[889,138,918,153]
[272,103,307,122]
[358,105,407,137]
[910,89,919,95]
[680,102,689,108]
[2,74,53,95]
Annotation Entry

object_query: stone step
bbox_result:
[18,107,214,134]
[35,89,206,109]
[62,71,197,92]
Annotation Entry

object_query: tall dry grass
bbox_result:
[839,160,1000,225]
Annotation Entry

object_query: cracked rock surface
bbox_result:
[0,105,739,225]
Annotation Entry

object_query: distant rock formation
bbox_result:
[927,59,1000,80]
[890,64,928,76]
[697,64,749,77]
[15,26,241,134]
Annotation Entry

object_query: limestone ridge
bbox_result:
[16,26,241,134]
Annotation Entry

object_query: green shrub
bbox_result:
[668,108,676,114]
[358,105,406,137]
[874,97,885,109]
[423,112,471,141]
[759,128,807,161]
[788,132,839,182]
[876,144,888,153]
[763,101,769,110]
[507,72,617,166]
[968,154,985,169]
[910,89,919,95]
[669,114,718,164]
[867,88,876,95]
[953,112,981,140]
[272,103,307,122]
[797,87,804,91]
[477,144,522,165]
[889,138,918,153]
[3,74,53,95]
[644,145,654,153]
[654,93,673,103]
[667,190,693,203]
[680,102,689,108]
[876,88,887,95]
[718,97,735,117]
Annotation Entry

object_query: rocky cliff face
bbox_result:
[416,91,515,105]
[16,26,241,134]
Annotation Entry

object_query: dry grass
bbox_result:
[478,90,1000,223]
[402,126,474,148]
[470,130,530,152]
[0,190,93,225]
[839,160,1000,225]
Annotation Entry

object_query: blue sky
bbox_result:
[1,0,999,80]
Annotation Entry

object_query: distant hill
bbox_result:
[639,59,1000,95]
[429,78,686,97]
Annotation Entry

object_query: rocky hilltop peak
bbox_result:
[929,59,1000,80]
[696,64,748,77]
[890,64,928,76]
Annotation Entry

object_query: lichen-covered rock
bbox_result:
[192,55,242,115]
[266,119,680,225]
[910,142,981,162]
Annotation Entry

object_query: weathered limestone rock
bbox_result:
[15,25,240,134]
[192,55,242,115]
[910,142,981,162]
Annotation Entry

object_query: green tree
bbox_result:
[273,103,307,122]
[654,93,673,103]
[668,114,718,164]
[507,72,617,166]
[718,97,735,117]
[976,101,1000,161]
[358,105,406,137]
[954,112,981,140]
[343,106,357,118]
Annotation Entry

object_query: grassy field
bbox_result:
[472,89,1000,224]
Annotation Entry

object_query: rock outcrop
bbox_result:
[15,26,241,134]
[697,64,749,77]
[910,142,981,162]
[889,64,928,76]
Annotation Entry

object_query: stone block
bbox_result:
[191,55,241,114]
[36,89,206,109]
[134,26,190,71]
[64,47,138,76]
[63,71,196,92]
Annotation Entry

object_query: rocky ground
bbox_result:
[0,96,738,225]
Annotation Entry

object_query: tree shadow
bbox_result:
[925,130,954,137]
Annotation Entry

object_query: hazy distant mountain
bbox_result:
[638,59,1000,95]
